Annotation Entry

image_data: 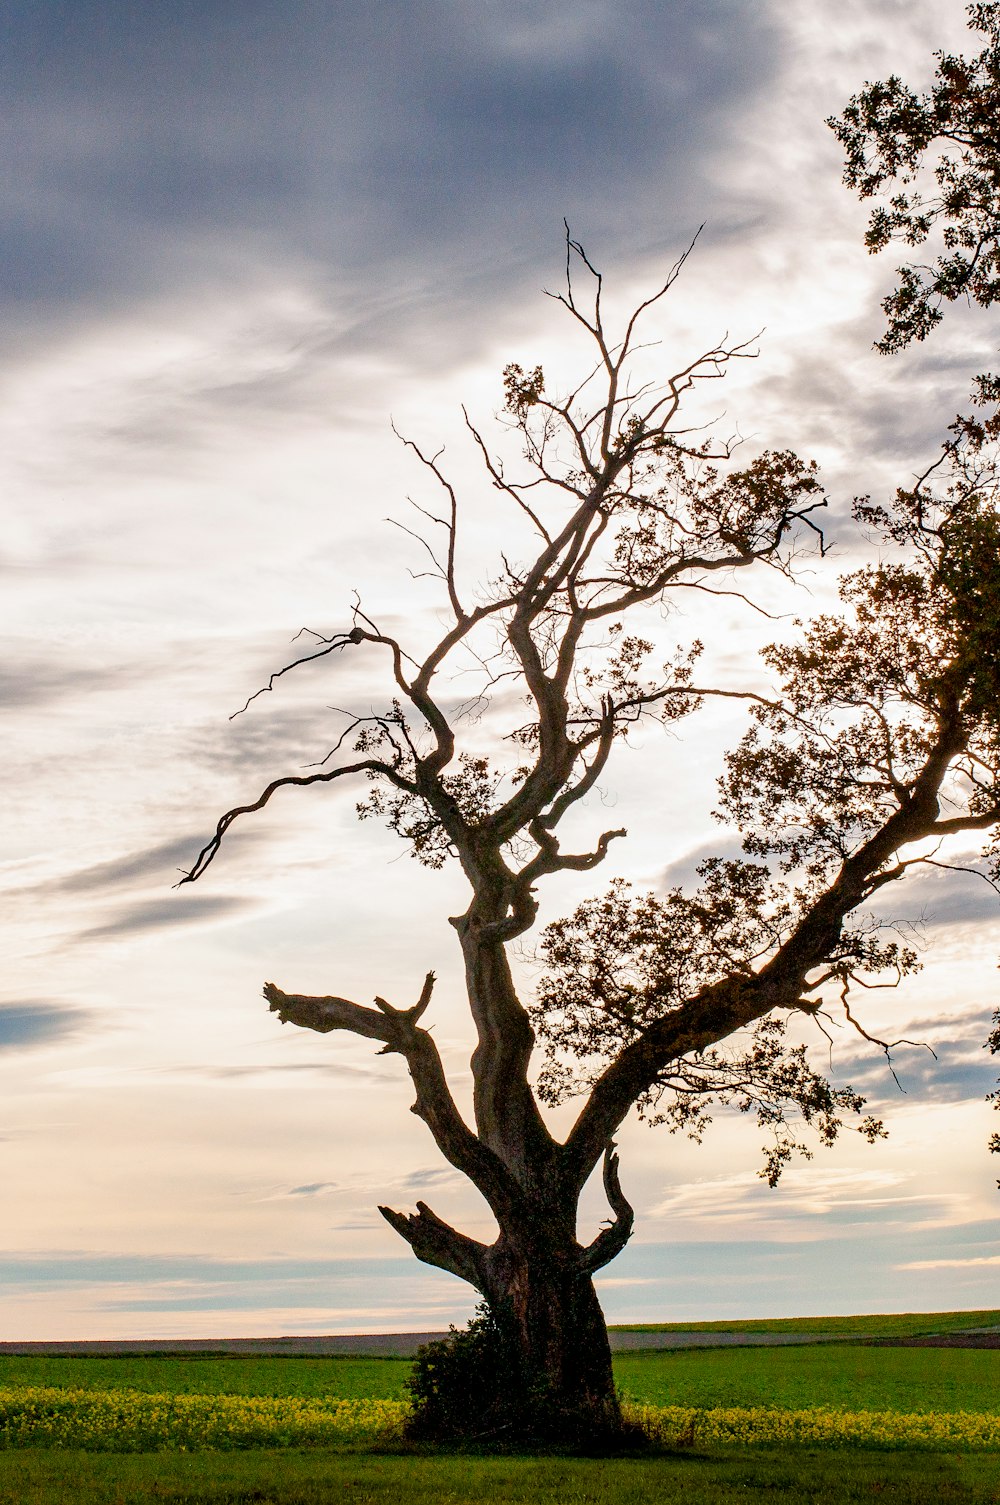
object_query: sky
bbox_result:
[2,0,998,1340]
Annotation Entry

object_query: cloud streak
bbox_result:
[897,1256,1000,1270]
[75,895,255,943]
[0,1002,94,1051]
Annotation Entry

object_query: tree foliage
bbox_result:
[533,438,1000,1184]
[830,2,1000,349]
[829,1,1000,439]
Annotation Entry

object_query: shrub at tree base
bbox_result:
[403,1305,645,1450]
[403,1306,520,1442]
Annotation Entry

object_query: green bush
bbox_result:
[404,1303,646,1451]
[404,1303,528,1443]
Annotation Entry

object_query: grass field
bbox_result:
[612,1309,1000,1336]
[1,1447,999,1504]
[615,1344,1000,1414]
[1,1343,998,1415]
[0,1318,998,1502]
[0,1354,409,1401]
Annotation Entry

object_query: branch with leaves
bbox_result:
[830,0,1000,441]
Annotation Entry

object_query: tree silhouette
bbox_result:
[183,234,1000,1439]
[830,0,1000,441]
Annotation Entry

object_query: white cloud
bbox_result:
[896,1257,1000,1271]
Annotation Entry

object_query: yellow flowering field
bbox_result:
[622,1402,1000,1451]
[0,1388,407,1451]
[0,1387,998,1452]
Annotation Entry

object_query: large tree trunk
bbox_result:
[382,1179,629,1439]
[480,1231,621,1431]
[379,1170,628,1438]
[443,905,626,1434]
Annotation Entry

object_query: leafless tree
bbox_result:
[182,233,1000,1437]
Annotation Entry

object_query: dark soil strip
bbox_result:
[867,1334,1000,1349]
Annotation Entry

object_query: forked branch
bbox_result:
[378,1201,489,1286]
[264,976,526,1224]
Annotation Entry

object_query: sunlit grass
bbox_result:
[0,1354,410,1400]
[614,1343,1000,1414]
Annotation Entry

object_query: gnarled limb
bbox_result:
[563,690,986,1187]
[181,757,414,885]
[565,974,769,1188]
[582,1142,634,1274]
[265,976,526,1224]
[379,1200,489,1287]
[451,912,555,1185]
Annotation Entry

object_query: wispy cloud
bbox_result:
[593,1276,657,1289]
[0,1001,94,1051]
[75,894,255,942]
[0,662,142,709]
[48,836,208,895]
[896,1256,1000,1270]
[648,1165,960,1230]
[400,1167,465,1191]
[177,1060,397,1086]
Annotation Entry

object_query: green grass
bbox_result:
[2,1344,997,1417]
[0,1355,410,1401]
[615,1344,1000,1414]
[611,1308,1000,1336]
[1,1319,997,1500]
[1,1447,999,1504]
[0,1330,993,1505]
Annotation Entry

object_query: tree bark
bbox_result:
[480,1231,621,1430]
[382,1199,625,1429]
[386,1196,625,1436]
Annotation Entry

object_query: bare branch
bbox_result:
[620,226,705,354]
[923,857,1000,899]
[230,627,366,718]
[390,422,465,620]
[463,409,553,544]
[179,757,413,884]
[378,1201,488,1286]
